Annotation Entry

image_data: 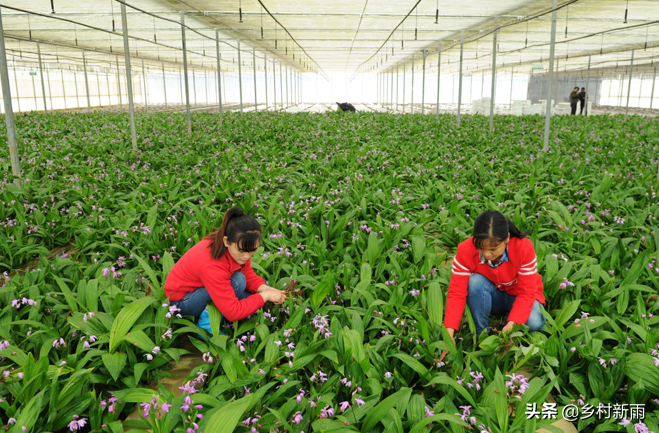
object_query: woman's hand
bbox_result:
[257,284,276,293]
[501,321,515,333]
[438,327,456,363]
[260,288,287,304]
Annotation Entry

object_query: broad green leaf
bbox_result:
[411,235,426,264]
[553,299,580,330]
[362,387,412,432]
[131,252,164,299]
[102,352,127,382]
[426,374,476,406]
[392,353,429,379]
[311,271,336,311]
[426,282,443,327]
[109,297,156,352]
[624,353,659,395]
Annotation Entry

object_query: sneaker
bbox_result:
[196,307,226,338]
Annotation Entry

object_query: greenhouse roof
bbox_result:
[1,0,658,77]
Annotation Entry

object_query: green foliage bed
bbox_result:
[1,110,658,433]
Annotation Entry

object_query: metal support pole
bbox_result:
[377,73,380,104]
[264,55,268,109]
[47,65,53,110]
[142,59,148,110]
[192,68,197,105]
[509,67,514,108]
[286,66,289,107]
[542,0,558,152]
[222,69,227,105]
[554,57,559,106]
[422,49,427,113]
[162,64,167,108]
[481,70,485,100]
[378,73,381,105]
[237,40,243,112]
[205,71,209,105]
[273,59,277,109]
[391,68,395,109]
[396,65,399,110]
[585,53,591,115]
[106,72,111,108]
[411,55,415,113]
[650,67,657,110]
[96,71,102,107]
[402,61,406,113]
[120,2,138,151]
[179,67,183,105]
[279,63,283,109]
[625,47,635,120]
[37,43,48,112]
[74,70,80,108]
[116,56,122,108]
[216,36,224,109]
[489,30,498,132]
[13,59,21,112]
[180,12,192,132]
[83,51,91,112]
[0,6,21,183]
[253,48,258,111]
[436,41,441,115]
[31,73,37,110]
[60,69,66,109]
[457,30,464,127]
[386,70,389,107]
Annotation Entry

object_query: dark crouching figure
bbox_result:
[336,102,356,112]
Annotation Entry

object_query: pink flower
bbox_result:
[67,415,87,431]
[291,411,303,424]
[181,395,192,412]
[340,401,351,412]
[140,402,151,417]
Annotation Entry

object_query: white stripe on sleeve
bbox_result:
[453,258,470,271]
[522,257,537,268]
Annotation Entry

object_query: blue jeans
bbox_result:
[170,271,251,318]
[466,273,546,337]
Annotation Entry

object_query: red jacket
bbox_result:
[444,236,545,330]
[164,239,265,321]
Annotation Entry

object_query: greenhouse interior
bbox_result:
[1,1,659,433]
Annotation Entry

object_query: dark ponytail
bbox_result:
[472,210,528,249]
[204,207,262,260]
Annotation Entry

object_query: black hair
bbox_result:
[472,210,528,250]
[204,207,262,260]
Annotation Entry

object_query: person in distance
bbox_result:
[439,210,547,362]
[164,207,287,335]
[570,86,580,115]
[579,87,587,115]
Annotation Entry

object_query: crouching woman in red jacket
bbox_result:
[164,207,286,333]
[441,210,547,357]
